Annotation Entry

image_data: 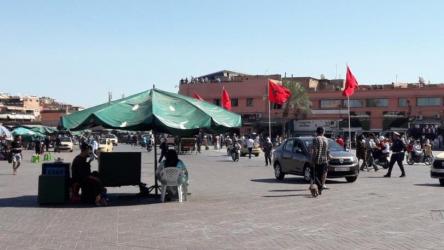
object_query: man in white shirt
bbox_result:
[91,137,99,159]
[246,136,254,159]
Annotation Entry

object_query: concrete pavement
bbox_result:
[0,145,444,249]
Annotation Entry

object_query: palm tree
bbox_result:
[281,81,311,136]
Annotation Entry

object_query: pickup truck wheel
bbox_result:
[439,179,444,186]
[274,163,285,180]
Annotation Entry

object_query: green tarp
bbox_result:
[17,125,58,135]
[12,127,45,141]
[60,89,241,136]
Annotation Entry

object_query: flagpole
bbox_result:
[268,79,271,140]
[347,95,351,150]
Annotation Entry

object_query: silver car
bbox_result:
[273,136,360,183]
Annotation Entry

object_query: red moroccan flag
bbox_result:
[221,87,231,110]
[342,66,359,97]
[192,92,204,101]
[268,79,291,104]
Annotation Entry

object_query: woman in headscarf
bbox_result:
[156,149,189,200]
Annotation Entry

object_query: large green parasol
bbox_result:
[60,88,242,135]
[12,127,45,141]
[16,125,58,135]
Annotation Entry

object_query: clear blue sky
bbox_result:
[1,0,443,107]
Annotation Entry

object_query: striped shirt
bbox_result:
[312,136,329,165]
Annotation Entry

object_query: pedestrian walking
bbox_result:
[365,134,379,171]
[384,132,406,178]
[262,137,273,166]
[311,127,329,195]
[158,138,168,163]
[55,136,61,153]
[34,139,42,155]
[11,136,23,175]
[196,134,202,153]
[356,134,367,170]
[246,136,254,159]
[44,136,50,152]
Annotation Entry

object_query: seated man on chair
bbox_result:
[71,143,107,206]
[156,149,189,200]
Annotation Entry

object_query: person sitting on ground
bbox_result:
[71,143,107,206]
[156,149,189,200]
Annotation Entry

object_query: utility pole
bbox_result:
[108,91,112,103]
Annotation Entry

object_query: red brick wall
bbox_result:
[40,111,65,126]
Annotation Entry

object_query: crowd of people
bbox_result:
[2,126,443,203]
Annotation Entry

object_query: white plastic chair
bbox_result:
[160,167,187,203]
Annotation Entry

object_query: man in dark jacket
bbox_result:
[71,143,106,205]
[384,132,406,178]
[262,137,273,166]
[158,138,168,163]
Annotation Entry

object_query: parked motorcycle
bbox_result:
[407,149,433,165]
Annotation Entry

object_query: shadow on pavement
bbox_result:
[0,193,161,208]
[251,178,345,185]
[414,183,443,187]
[262,194,311,198]
[251,178,307,184]
[268,189,307,192]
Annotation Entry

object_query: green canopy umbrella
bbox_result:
[16,125,57,135]
[60,88,242,195]
[60,88,242,135]
[12,127,45,141]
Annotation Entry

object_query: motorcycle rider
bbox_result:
[230,139,241,161]
[374,136,390,168]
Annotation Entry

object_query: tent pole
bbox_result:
[348,96,351,150]
[153,132,159,195]
[268,79,272,139]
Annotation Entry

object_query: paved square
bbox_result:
[1,145,444,249]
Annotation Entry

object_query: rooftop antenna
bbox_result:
[108,91,112,103]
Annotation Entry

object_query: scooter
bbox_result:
[231,144,240,162]
[373,151,390,169]
[407,149,433,165]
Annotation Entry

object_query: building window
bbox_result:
[366,98,388,107]
[231,98,238,107]
[398,98,409,107]
[246,98,253,107]
[416,97,442,106]
[213,99,220,106]
[320,99,342,109]
[343,99,363,108]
